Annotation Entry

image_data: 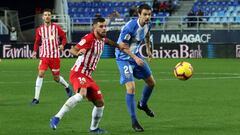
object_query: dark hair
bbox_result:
[138,4,151,14]
[43,8,52,14]
[92,17,105,25]
[94,13,102,18]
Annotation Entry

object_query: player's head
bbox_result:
[92,17,107,38]
[138,4,152,25]
[42,8,52,24]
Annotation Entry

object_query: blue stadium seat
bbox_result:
[221,17,228,23]
[235,16,240,23]
[208,17,215,23]
[228,17,234,23]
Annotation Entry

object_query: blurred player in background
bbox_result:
[49,17,131,133]
[31,8,72,104]
[115,4,156,132]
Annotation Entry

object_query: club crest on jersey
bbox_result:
[124,34,131,40]
[78,39,86,46]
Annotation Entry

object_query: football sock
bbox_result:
[58,76,69,88]
[55,93,83,119]
[126,93,137,124]
[90,106,104,130]
[34,76,43,100]
[140,85,153,107]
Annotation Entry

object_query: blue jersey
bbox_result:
[115,18,151,61]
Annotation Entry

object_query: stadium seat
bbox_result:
[194,0,240,24]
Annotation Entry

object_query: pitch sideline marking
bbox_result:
[1,75,240,84]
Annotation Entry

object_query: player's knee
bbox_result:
[53,76,60,82]
[81,94,87,99]
[75,93,84,102]
[38,74,44,78]
[94,100,104,107]
[38,70,45,78]
[125,82,135,93]
[146,76,156,88]
[148,79,156,88]
[38,73,44,78]
[77,88,87,98]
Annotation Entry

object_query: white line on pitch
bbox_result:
[1,76,240,84]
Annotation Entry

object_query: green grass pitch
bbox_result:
[1,58,240,135]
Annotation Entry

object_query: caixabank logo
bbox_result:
[139,44,203,58]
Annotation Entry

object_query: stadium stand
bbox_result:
[67,0,179,29]
[67,1,146,24]
[192,0,240,24]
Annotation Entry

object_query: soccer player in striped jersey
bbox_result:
[31,9,72,104]
[50,17,133,133]
[115,4,156,132]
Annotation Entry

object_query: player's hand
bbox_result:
[133,56,144,66]
[119,44,129,51]
[77,49,87,56]
[31,51,37,59]
[146,48,152,62]
[59,44,64,51]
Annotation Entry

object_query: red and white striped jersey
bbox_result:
[71,32,106,77]
[33,23,67,58]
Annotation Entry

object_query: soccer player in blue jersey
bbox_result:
[115,4,156,132]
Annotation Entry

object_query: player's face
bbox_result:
[138,9,152,26]
[94,21,107,38]
[42,11,52,24]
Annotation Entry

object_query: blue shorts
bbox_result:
[116,59,152,85]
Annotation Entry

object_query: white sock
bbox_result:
[90,106,104,130]
[58,76,69,88]
[55,93,83,119]
[34,76,43,100]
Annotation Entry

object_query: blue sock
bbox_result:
[140,85,153,107]
[126,93,137,124]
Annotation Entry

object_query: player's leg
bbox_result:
[116,60,144,132]
[87,81,107,133]
[53,75,72,97]
[133,61,155,117]
[137,75,155,117]
[50,58,72,97]
[125,82,144,132]
[50,88,86,130]
[32,59,48,104]
[142,75,155,106]
[89,100,107,134]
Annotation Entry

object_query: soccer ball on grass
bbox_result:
[174,61,193,80]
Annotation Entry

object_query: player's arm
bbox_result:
[57,25,67,51]
[105,38,124,50]
[118,24,145,66]
[145,31,152,61]
[70,38,91,56]
[119,42,144,66]
[106,38,144,66]
[69,46,86,56]
[32,28,41,58]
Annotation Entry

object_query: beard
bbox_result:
[97,31,106,38]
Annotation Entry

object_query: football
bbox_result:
[174,61,193,80]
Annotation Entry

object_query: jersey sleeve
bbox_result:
[118,23,133,44]
[56,24,67,46]
[33,27,41,52]
[76,34,92,50]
